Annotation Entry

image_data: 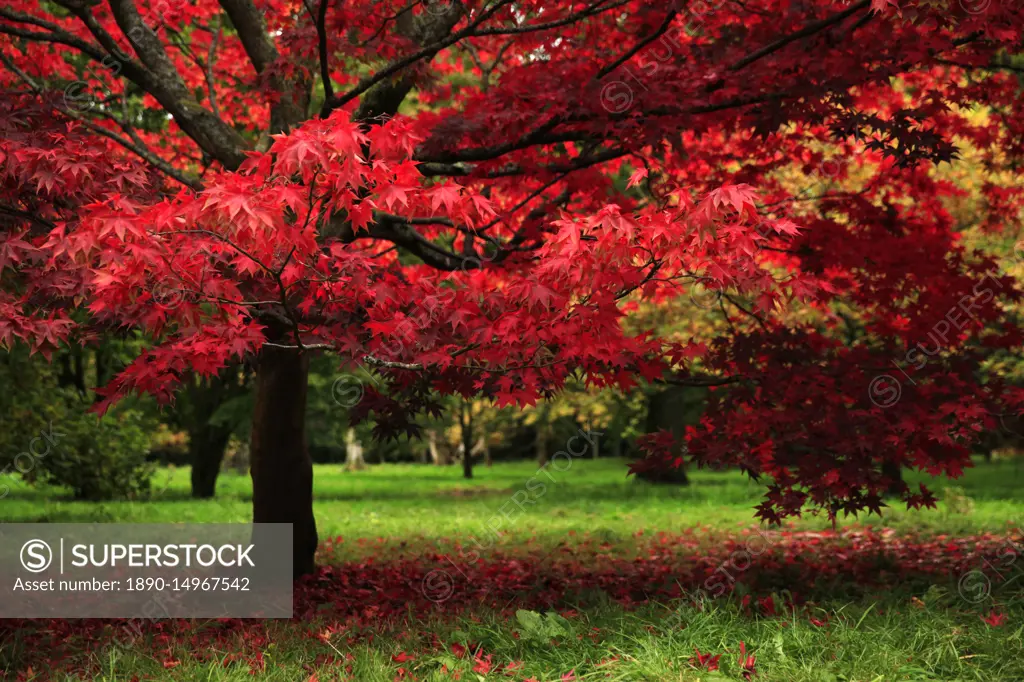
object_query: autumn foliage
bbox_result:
[1,0,1024,542]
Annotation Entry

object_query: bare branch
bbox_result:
[217,0,279,74]
[218,0,310,133]
[470,0,627,37]
[205,21,224,120]
[74,117,204,191]
[315,0,334,102]
[596,8,680,80]
[322,0,506,118]
[31,0,250,169]
[728,0,871,72]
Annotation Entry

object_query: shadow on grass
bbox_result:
[2,526,1020,680]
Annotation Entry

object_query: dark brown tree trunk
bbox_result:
[57,346,86,394]
[882,459,904,497]
[184,367,246,497]
[189,424,233,498]
[250,347,317,578]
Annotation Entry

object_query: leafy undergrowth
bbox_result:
[2,528,1022,681]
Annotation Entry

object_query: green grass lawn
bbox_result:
[4,457,1024,548]
[3,458,1024,681]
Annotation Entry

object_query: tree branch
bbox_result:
[315,0,334,102]
[0,49,203,191]
[728,0,871,72]
[321,0,507,118]
[217,0,279,74]
[40,0,250,169]
[596,7,680,80]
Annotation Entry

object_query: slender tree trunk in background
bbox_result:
[461,402,474,479]
[882,459,905,497]
[57,346,86,394]
[428,429,449,465]
[344,428,366,471]
[250,347,317,578]
[189,423,233,498]
[186,368,244,498]
[536,424,548,466]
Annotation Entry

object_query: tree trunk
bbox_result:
[250,347,317,578]
[536,424,548,466]
[344,428,366,471]
[428,429,449,465]
[461,402,473,479]
[185,367,245,498]
[58,346,86,394]
[882,459,904,497]
[189,423,233,498]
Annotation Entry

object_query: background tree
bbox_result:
[173,364,251,498]
[343,427,366,471]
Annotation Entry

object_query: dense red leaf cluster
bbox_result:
[2,0,1024,518]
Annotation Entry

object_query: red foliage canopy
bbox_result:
[2,0,1023,520]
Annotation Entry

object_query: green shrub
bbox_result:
[34,408,155,501]
[1,349,156,501]
[940,485,975,517]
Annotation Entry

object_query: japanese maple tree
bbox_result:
[2,0,1023,574]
